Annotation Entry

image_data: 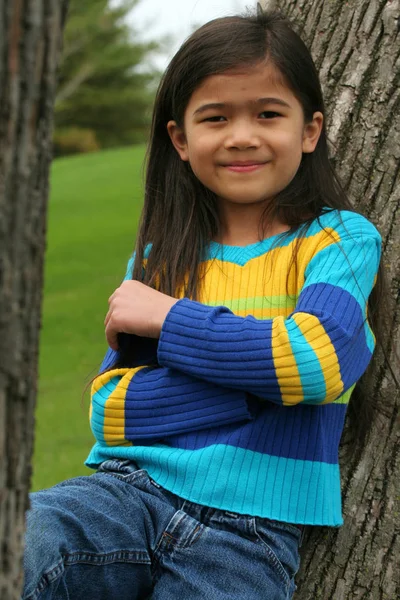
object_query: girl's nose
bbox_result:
[224,123,261,150]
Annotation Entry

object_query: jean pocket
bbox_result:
[155,510,205,554]
[252,518,301,587]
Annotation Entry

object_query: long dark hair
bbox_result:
[134,10,358,293]
[125,9,389,447]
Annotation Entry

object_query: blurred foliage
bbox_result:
[53,127,100,156]
[54,0,160,153]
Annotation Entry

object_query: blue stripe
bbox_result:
[302,239,380,311]
[160,306,284,403]
[99,347,118,372]
[85,443,343,526]
[165,403,346,463]
[259,321,282,403]
[297,283,365,333]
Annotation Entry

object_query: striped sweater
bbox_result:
[86,209,381,526]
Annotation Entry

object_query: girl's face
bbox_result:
[168,62,323,211]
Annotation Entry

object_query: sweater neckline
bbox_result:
[207,230,293,264]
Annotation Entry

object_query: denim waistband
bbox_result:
[97,458,304,540]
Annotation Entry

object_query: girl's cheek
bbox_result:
[269,128,292,142]
[198,130,218,142]
[197,139,218,154]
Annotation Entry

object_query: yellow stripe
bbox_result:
[199,229,341,316]
[91,368,131,394]
[91,367,144,446]
[104,367,145,445]
[271,317,303,406]
[293,313,344,403]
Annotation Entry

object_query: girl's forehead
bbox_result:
[186,62,293,108]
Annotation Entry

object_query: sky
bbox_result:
[126,0,254,69]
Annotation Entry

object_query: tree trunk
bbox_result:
[261,0,400,598]
[0,1,68,598]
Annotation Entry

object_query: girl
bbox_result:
[23,8,383,600]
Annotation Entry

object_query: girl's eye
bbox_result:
[203,116,226,122]
[259,111,281,119]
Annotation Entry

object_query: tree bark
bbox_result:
[0,1,68,598]
[261,1,400,598]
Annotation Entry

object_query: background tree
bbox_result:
[0,0,69,597]
[261,0,400,598]
[54,0,159,154]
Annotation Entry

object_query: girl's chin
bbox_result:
[216,195,275,206]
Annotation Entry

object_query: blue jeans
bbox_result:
[23,460,301,599]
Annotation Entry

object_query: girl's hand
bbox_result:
[104,281,178,350]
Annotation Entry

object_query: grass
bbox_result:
[32,146,146,491]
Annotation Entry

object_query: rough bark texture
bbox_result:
[261,1,400,598]
[0,1,68,598]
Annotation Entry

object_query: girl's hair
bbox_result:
[134,9,358,295]
[124,9,389,448]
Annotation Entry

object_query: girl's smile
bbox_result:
[168,61,323,214]
[223,161,268,172]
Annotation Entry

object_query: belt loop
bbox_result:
[149,477,161,489]
[224,511,239,519]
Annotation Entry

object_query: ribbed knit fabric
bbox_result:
[86,209,381,526]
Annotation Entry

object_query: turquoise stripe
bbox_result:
[90,376,120,444]
[85,443,343,526]
[303,236,380,312]
[124,245,153,280]
[124,256,135,280]
[364,325,375,353]
[90,390,106,443]
[285,317,327,403]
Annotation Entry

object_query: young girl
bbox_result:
[23,8,382,600]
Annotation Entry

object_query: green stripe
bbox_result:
[207,295,297,311]
[332,386,355,405]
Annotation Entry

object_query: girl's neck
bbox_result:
[215,201,289,247]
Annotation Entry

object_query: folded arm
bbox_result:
[90,349,252,447]
[157,222,381,406]
[91,252,253,446]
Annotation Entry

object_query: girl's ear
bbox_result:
[167,121,189,161]
[302,111,324,153]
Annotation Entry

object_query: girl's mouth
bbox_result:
[224,162,267,173]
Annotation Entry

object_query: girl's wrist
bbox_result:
[153,295,179,338]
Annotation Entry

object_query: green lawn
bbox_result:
[32,146,145,491]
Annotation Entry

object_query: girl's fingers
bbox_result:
[105,287,124,349]
[105,321,119,351]
[104,303,118,349]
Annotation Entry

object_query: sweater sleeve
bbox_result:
[157,217,382,406]
[90,365,252,445]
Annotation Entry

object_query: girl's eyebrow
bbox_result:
[193,97,291,116]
